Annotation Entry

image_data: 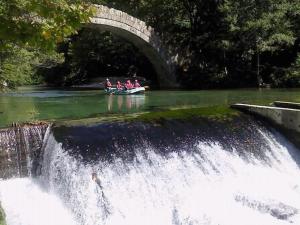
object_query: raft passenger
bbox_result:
[104,78,112,90]
[134,80,141,88]
[117,81,123,90]
[125,80,133,90]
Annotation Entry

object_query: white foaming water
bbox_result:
[0,178,78,225]
[1,128,300,225]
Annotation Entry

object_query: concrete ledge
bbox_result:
[273,101,300,110]
[231,103,300,148]
[231,104,300,133]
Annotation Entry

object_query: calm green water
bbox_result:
[0,86,300,127]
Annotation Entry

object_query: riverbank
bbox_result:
[0,202,6,225]
[133,106,239,122]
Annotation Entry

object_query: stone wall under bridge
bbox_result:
[88,5,178,88]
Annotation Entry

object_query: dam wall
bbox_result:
[273,101,300,110]
[232,103,300,148]
[0,124,49,179]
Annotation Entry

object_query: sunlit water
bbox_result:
[1,87,300,127]
[1,122,299,225]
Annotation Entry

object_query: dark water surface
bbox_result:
[0,86,300,127]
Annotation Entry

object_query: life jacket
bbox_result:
[126,81,133,89]
[134,81,141,88]
[105,81,112,88]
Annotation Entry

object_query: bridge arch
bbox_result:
[88,5,177,88]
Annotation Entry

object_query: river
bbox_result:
[0,87,300,127]
[0,87,300,225]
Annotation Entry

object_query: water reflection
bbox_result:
[1,88,300,127]
[0,95,39,125]
[106,95,146,112]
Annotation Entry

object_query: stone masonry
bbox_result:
[89,5,178,88]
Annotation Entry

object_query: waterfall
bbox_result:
[0,124,49,178]
[0,118,300,225]
[0,178,78,225]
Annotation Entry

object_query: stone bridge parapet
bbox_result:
[93,5,153,41]
[88,4,177,88]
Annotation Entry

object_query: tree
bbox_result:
[0,0,93,90]
[51,28,158,86]
[0,0,93,50]
[221,0,297,86]
[0,45,64,88]
[284,54,300,87]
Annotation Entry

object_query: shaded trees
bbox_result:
[43,29,157,86]
[32,0,300,88]
[0,0,92,89]
[0,0,92,49]
[221,0,297,86]
[1,0,300,89]
[0,46,63,88]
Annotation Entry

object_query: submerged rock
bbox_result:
[235,194,298,221]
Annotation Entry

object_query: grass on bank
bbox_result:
[133,106,240,122]
[50,106,241,127]
[0,203,6,225]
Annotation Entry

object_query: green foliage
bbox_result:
[1,0,300,89]
[0,0,93,50]
[0,203,6,225]
[222,0,297,52]
[279,54,300,87]
[0,0,93,90]
[92,0,190,41]
[0,46,63,89]
[221,0,297,86]
[134,106,240,123]
[49,28,157,86]
[62,0,299,89]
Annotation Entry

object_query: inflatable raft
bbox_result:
[105,87,145,95]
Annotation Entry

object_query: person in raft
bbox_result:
[104,78,112,90]
[134,80,141,88]
[125,80,133,90]
[116,81,123,90]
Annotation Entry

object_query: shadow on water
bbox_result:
[51,114,300,167]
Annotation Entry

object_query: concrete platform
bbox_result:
[231,103,300,148]
[273,101,300,110]
[232,103,300,133]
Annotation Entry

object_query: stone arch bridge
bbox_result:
[88,5,177,88]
